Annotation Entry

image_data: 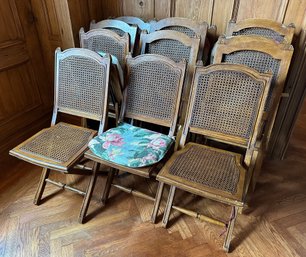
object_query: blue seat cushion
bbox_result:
[88,123,174,168]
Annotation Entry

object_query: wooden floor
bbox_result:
[1,102,306,257]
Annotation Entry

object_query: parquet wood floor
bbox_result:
[1,101,306,257]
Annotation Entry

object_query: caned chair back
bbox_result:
[140,30,200,120]
[115,16,151,32]
[226,18,295,44]
[213,36,293,113]
[181,64,271,150]
[122,54,186,137]
[53,48,110,133]
[90,19,137,54]
[79,28,129,69]
[150,17,208,60]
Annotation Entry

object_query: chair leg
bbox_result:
[223,206,238,253]
[101,168,115,205]
[162,185,176,228]
[151,182,165,224]
[78,162,100,224]
[33,168,50,205]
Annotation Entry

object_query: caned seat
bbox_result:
[90,19,138,55]
[10,48,111,224]
[153,63,272,252]
[226,18,295,44]
[166,143,245,200]
[12,123,95,171]
[84,54,186,216]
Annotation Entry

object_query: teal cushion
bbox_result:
[88,123,174,168]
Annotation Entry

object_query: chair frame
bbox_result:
[139,30,200,122]
[150,17,208,61]
[153,63,271,252]
[90,19,138,55]
[84,54,186,216]
[10,48,111,224]
[115,16,151,32]
[226,18,295,44]
[213,35,293,190]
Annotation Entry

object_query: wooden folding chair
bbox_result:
[90,19,138,55]
[84,54,186,219]
[153,63,272,252]
[226,18,295,44]
[213,35,293,190]
[150,17,209,62]
[9,48,111,223]
[79,28,128,122]
[139,30,200,122]
[115,16,152,32]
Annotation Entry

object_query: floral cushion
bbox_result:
[88,123,174,168]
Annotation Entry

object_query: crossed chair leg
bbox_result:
[33,163,101,224]
[151,183,240,252]
[101,168,116,205]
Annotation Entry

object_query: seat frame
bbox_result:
[152,63,271,252]
[10,48,110,224]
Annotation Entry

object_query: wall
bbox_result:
[96,0,306,36]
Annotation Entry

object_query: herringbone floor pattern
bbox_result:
[1,103,306,257]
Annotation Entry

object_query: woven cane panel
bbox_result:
[58,55,106,117]
[20,123,92,163]
[190,71,264,140]
[161,26,196,38]
[233,28,285,43]
[146,39,191,63]
[169,145,240,194]
[83,35,126,67]
[223,50,280,111]
[126,61,181,122]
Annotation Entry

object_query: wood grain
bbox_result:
[0,0,52,158]
[174,0,214,24]
[211,0,235,35]
[122,0,155,19]
[154,0,172,19]
[236,0,289,22]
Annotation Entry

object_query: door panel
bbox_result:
[0,0,52,155]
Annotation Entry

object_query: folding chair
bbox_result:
[213,35,293,190]
[84,54,186,218]
[90,19,138,55]
[9,48,110,223]
[79,28,128,122]
[153,63,272,252]
[150,17,209,62]
[226,18,295,44]
[139,30,200,122]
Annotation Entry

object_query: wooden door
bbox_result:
[0,0,52,156]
